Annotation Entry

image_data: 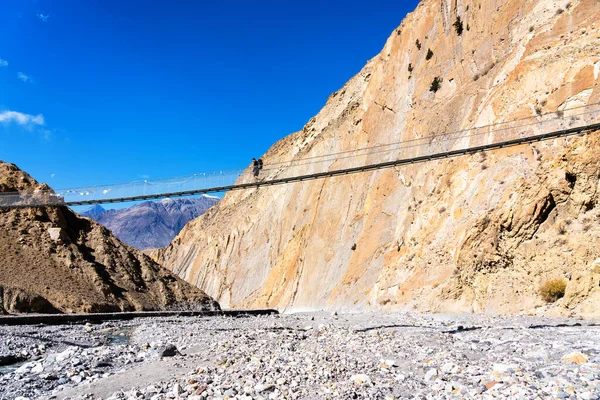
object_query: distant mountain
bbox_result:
[81,204,106,218]
[81,196,219,250]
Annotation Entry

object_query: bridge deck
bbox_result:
[1,103,599,209]
[61,122,600,206]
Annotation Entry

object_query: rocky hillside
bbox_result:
[0,161,219,314]
[81,197,219,250]
[155,0,600,318]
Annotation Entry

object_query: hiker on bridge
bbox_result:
[252,158,263,180]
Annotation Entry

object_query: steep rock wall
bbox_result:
[156,0,600,317]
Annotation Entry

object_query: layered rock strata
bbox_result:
[156,0,600,317]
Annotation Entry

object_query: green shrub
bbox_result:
[415,39,422,50]
[430,77,442,92]
[426,48,434,60]
[539,279,567,303]
[453,17,464,35]
[408,63,413,73]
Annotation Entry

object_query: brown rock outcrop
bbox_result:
[155,0,600,317]
[0,161,219,314]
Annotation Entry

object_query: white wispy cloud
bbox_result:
[0,59,7,67]
[17,72,33,83]
[0,110,45,127]
[37,13,50,22]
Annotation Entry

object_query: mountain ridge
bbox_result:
[82,197,219,250]
[0,161,219,314]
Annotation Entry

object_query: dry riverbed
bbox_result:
[0,312,599,399]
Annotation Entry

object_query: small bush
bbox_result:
[408,63,413,73]
[416,39,422,50]
[539,279,567,303]
[430,76,442,92]
[557,222,568,235]
[453,17,464,36]
[426,48,434,60]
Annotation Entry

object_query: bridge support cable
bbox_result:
[1,103,600,209]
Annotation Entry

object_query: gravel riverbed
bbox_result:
[0,312,599,399]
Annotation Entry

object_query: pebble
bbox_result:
[350,374,371,385]
[562,352,589,365]
[424,368,438,381]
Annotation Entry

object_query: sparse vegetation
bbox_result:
[535,105,543,115]
[539,279,567,303]
[565,171,577,188]
[557,222,568,235]
[430,76,442,92]
[556,8,564,15]
[529,25,535,33]
[453,17,464,36]
[426,48,434,60]
[351,243,357,251]
[474,62,495,82]
[408,63,413,73]
[416,39,422,50]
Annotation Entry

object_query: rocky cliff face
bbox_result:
[0,161,219,314]
[82,197,219,250]
[155,0,600,317]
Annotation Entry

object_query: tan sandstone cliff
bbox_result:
[155,0,600,318]
[0,161,219,314]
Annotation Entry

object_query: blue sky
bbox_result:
[0,0,419,193]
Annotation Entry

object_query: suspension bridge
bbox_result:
[2,102,600,209]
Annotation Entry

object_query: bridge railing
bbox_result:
[1,102,599,208]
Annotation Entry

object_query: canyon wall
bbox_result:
[156,0,600,317]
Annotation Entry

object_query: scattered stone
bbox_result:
[351,374,371,385]
[424,368,438,381]
[30,363,43,374]
[0,313,599,400]
[255,383,275,393]
[158,344,179,358]
[562,352,589,365]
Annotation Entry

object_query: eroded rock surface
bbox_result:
[156,0,600,317]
